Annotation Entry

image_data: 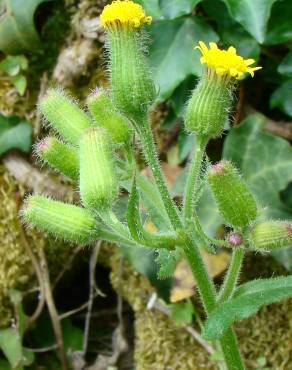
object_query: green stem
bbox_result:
[218,248,245,303]
[183,138,207,225]
[137,120,181,229]
[184,237,245,370]
[135,118,245,369]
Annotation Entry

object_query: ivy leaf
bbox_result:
[135,0,162,19]
[265,0,292,45]
[203,276,292,341]
[0,113,32,156]
[160,0,202,19]
[202,0,260,59]
[223,114,292,220]
[0,0,52,54]
[278,52,292,78]
[270,80,292,117]
[221,0,277,43]
[149,17,218,101]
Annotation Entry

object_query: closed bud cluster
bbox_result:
[23,195,98,244]
[79,128,118,210]
[208,161,257,227]
[251,221,292,250]
[36,137,79,181]
[87,89,132,145]
[101,1,156,120]
[40,89,91,145]
[185,76,232,139]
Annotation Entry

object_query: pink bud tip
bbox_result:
[37,138,50,152]
[227,233,243,247]
[210,160,226,174]
[88,88,103,100]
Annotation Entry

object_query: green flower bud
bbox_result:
[39,89,91,145]
[23,195,98,244]
[251,221,292,250]
[185,76,233,139]
[79,128,118,210]
[87,88,132,145]
[36,137,79,181]
[208,161,257,227]
[106,27,156,120]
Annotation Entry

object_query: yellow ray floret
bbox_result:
[196,41,262,79]
[100,0,152,28]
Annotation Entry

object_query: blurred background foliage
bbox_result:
[0,0,292,368]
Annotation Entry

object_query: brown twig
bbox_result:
[53,245,83,289]
[3,153,74,200]
[38,247,69,370]
[82,241,101,355]
[18,225,46,329]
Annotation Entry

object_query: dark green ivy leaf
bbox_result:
[0,113,32,156]
[270,80,292,117]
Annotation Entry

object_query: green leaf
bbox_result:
[170,300,194,324]
[126,178,149,244]
[0,113,32,156]
[265,0,292,45]
[221,0,277,43]
[0,55,27,76]
[0,0,53,54]
[149,17,218,101]
[160,0,202,19]
[223,114,292,220]
[155,248,180,279]
[0,328,23,368]
[202,0,260,59]
[12,74,27,95]
[135,0,162,19]
[203,276,292,341]
[136,174,171,230]
[278,51,292,78]
[270,80,292,117]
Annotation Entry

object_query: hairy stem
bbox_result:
[137,119,181,230]
[183,138,207,225]
[135,117,245,369]
[218,248,245,303]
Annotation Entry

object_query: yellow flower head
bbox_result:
[100,0,152,28]
[196,41,262,79]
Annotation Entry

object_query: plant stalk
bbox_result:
[136,118,245,369]
[137,119,182,230]
[218,248,245,303]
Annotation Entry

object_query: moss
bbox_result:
[0,166,73,326]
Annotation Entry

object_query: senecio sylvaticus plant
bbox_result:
[22,1,292,369]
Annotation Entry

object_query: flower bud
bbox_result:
[208,161,257,227]
[101,1,155,120]
[79,128,118,210]
[23,195,98,244]
[36,137,79,181]
[185,77,232,139]
[39,89,91,145]
[251,221,292,250]
[87,89,132,145]
[227,232,243,247]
